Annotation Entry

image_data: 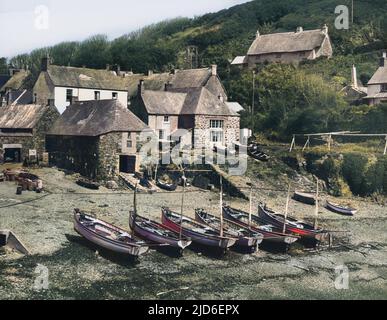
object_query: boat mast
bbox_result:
[314,179,319,228]
[133,184,138,215]
[220,176,224,238]
[180,172,186,240]
[283,183,291,234]
[249,183,253,229]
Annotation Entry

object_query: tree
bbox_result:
[73,35,111,69]
[0,57,7,74]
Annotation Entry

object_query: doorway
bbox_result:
[119,155,136,174]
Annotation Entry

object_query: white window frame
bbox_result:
[94,91,100,100]
[163,115,170,123]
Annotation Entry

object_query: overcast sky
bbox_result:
[0,0,249,58]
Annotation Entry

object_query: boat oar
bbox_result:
[220,176,224,238]
[180,174,186,241]
[314,179,319,229]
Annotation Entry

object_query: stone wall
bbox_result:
[193,115,240,148]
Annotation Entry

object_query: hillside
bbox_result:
[3,0,387,139]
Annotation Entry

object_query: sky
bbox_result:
[0,0,249,58]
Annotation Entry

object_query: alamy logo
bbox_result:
[34,5,50,30]
[334,265,349,290]
[34,264,49,291]
[335,5,349,30]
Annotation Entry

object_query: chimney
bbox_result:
[41,56,50,72]
[106,64,111,71]
[112,64,121,76]
[218,94,224,103]
[211,64,217,76]
[351,65,358,88]
[380,51,387,67]
[138,80,145,95]
[148,70,153,76]
[256,30,260,38]
[322,24,328,35]
[296,26,303,33]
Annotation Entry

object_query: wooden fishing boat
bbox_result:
[73,209,149,258]
[223,206,299,246]
[293,191,316,205]
[326,200,357,216]
[161,208,237,251]
[247,144,270,162]
[129,211,192,253]
[195,209,263,250]
[258,204,329,242]
[156,180,177,192]
[76,178,100,190]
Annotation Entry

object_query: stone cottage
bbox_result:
[0,70,31,107]
[33,58,130,114]
[365,52,387,105]
[134,84,241,149]
[46,99,148,180]
[232,25,333,67]
[0,104,59,163]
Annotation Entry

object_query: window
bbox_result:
[159,130,165,140]
[66,89,73,102]
[163,116,170,123]
[210,131,223,143]
[33,93,37,104]
[112,92,118,100]
[210,120,224,129]
[381,84,387,92]
[94,91,100,100]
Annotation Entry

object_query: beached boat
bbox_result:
[195,209,263,250]
[326,200,357,216]
[73,209,149,258]
[156,180,177,192]
[293,191,316,205]
[129,211,192,253]
[161,208,237,251]
[223,206,299,247]
[247,143,270,162]
[258,204,329,242]
[76,178,100,190]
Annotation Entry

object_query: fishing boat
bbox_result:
[247,143,270,162]
[161,208,237,251]
[223,206,299,247]
[76,178,100,190]
[293,191,316,205]
[258,204,329,242]
[326,200,357,216]
[156,179,177,192]
[74,209,149,258]
[129,212,192,253]
[195,209,263,251]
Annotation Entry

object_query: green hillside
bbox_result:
[3,0,387,139]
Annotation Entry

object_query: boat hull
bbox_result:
[293,192,316,205]
[161,209,236,249]
[257,205,329,242]
[222,207,298,246]
[326,201,357,216]
[74,211,149,258]
[129,212,192,250]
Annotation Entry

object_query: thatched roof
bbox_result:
[368,64,387,85]
[0,104,49,129]
[247,28,328,55]
[46,65,130,91]
[49,100,147,137]
[141,87,238,117]
[0,70,30,92]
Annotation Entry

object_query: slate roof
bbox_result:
[46,65,129,91]
[49,100,147,137]
[247,28,328,55]
[0,75,10,89]
[141,87,238,117]
[0,104,49,129]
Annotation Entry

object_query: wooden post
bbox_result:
[220,176,224,238]
[154,163,158,181]
[314,179,319,229]
[302,136,310,152]
[327,134,332,152]
[283,183,291,234]
[289,135,296,152]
